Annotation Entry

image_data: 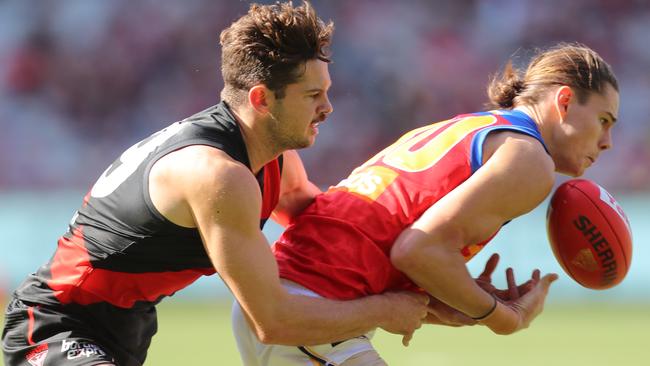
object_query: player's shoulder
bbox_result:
[486,129,553,168]
[157,145,258,194]
[485,130,555,195]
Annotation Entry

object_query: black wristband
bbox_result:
[471,294,498,321]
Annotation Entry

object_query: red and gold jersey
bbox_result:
[274,110,547,300]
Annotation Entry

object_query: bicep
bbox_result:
[390,137,554,316]
[183,157,286,318]
[412,137,554,249]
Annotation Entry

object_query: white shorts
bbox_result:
[231,279,378,366]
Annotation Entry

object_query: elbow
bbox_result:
[241,288,308,345]
[255,324,309,346]
[238,303,287,345]
[248,308,302,345]
[250,317,288,345]
[391,228,460,275]
[253,323,283,345]
[390,245,411,273]
[390,233,421,274]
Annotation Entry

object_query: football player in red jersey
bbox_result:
[233,43,620,365]
[2,2,430,366]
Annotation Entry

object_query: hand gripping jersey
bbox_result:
[274,110,547,300]
[12,102,281,355]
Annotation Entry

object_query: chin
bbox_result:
[553,156,588,177]
[292,139,313,150]
[556,164,584,177]
[304,136,316,147]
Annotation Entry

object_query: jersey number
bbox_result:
[90,122,187,198]
[368,115,496,172]
[337,115,496,200]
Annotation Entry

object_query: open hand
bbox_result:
[475,253,540,302]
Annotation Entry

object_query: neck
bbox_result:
[514,105,554,148]
[230,106,282,174]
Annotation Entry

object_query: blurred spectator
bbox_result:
[1,0,648,192]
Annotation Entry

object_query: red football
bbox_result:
[546,179,633,290]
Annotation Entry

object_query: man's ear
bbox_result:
[248,85,274,114]
[554,85,573,121]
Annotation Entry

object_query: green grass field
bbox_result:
[3,299,649,365]
[146,299,650,365]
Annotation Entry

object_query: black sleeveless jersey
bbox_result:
[14,102,283,310]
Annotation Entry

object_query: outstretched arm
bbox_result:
[391,133,558,335]
[178,147,429,345]
[423,253,539,327]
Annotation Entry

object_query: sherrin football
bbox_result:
[546,179,632,290]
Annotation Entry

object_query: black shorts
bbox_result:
[3,298,155,366]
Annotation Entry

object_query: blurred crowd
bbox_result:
[1,0,649,192]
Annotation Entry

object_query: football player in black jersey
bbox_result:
[2,2,429,366]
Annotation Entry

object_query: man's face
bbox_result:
[268,59,333,150]
[555,83,620,177]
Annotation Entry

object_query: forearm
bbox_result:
[255,292,387,346]
[393,232,494,318]
[392,230,520,334]
[423,294,477,327]
[273,150,322,226]
[212,231,390,345]
[272,181,321,226]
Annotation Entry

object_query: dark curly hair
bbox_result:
[220,1,334,106]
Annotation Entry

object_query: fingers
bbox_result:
[420,293,430,306]
[492,289,509,301]
[516,280,534,296]
[477,281,497,294]
[402,332,413,347]
[506,267,520,300]
[519,272,557,305]
[418,295,429,322]
[540,273,559,290]
[378,291,428,338]
[484,265,553,304]
[515,269,541,295]
[410,291,430,306]
[532,269,541,281]
[478,253,500,281]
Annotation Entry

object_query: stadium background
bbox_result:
[1,0,648,365]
